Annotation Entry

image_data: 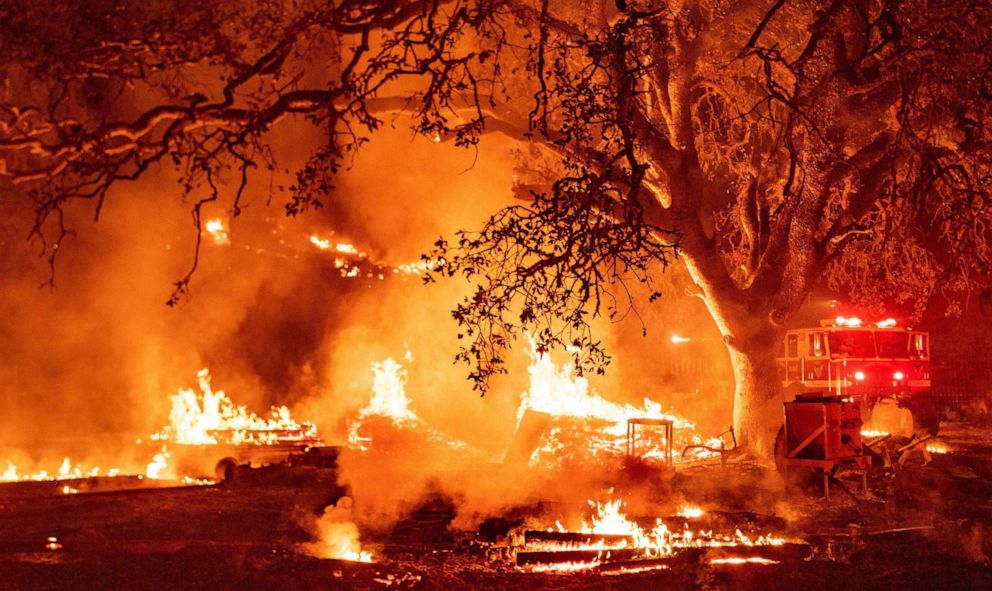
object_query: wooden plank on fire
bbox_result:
[516,547,646,566]
[592,549,705,572]
[516,543,812,567]
[704,543,812,562]
[523,530,635,545]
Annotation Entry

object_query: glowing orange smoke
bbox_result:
[306,498,374,563]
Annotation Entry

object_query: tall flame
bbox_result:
[520,335,693,432]
[518,336,721,466]
[362,358,418,423]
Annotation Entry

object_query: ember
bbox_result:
[204,219,230,245]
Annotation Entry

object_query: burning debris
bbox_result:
[346,353,469,453]
[1,457,121,484]
[501,497,798,574]
[152,368,318,446]
[3,369,323,491]
[308,232,437,280]
[513,337,724,468]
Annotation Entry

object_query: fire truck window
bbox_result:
[910,333,929,359]
[787,334,798,357]
[875,331,909,358]
[808,333,825,357]
[828,331,875,358]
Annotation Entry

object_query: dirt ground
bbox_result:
[2,422,992,590]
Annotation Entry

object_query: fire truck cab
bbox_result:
[775,317,934,431]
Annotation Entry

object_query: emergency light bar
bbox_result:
[820,317,898,328]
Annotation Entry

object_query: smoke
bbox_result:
[1,106,736,531]
[303,496,372,562]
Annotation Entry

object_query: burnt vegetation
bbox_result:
[1,0,991,448]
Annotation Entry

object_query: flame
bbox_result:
[310,235,332,250]
[347,353,467,452]
[362,358,418,423]
[308,503,374,563]
[1,458,113,483]
[527,561,599,573]
[678,505,704,519]
[519,336,722,466]
[310,232,438,279]
[205,219,230,245]
[926,441,950,454]
[526,498,786,572]
[145,447,171,479]
[861,429,889,438]
[710,557,779,565]
[520,336,692,429]
[155,369,317,446]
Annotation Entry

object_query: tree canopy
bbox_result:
[2,0,991,426]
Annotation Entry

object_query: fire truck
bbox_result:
[775,316,935,433]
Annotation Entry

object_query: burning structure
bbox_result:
[2,0,992,589]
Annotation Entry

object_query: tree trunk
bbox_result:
[725,338,784,457]
[680,248,791,458]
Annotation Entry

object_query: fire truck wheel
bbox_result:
[214,457,238,482]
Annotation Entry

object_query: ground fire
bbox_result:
[3,1,992,590]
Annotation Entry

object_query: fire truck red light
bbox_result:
[854,371,865,381]
[893,371,905,380]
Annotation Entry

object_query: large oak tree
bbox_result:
[2,0,990,452]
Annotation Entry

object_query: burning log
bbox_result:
[704,543,812,563]
[516,543,810,568]
[516,547,647,566]
[590,550,704,573]
[523,530,637,546]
